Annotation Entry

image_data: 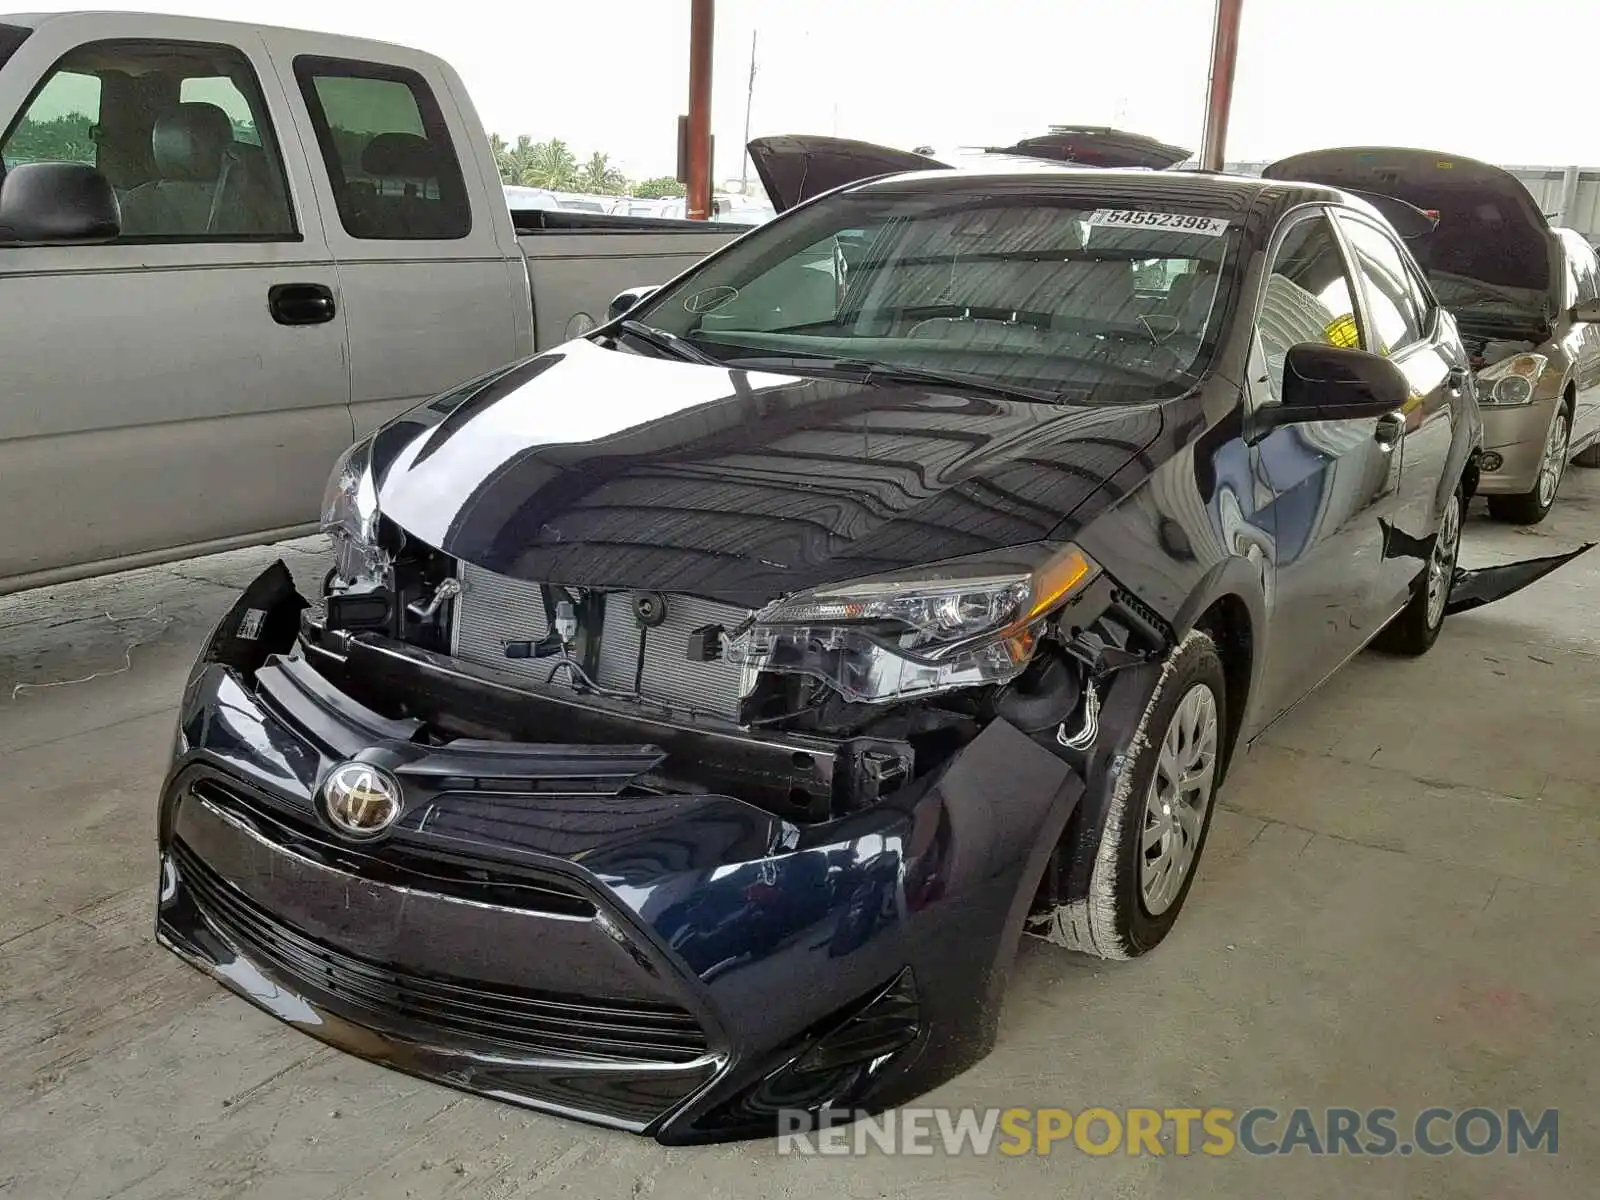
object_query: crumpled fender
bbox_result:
[1444,543,1596,615]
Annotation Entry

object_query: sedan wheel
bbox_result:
[1139,683,1219,916]
[1424,490,1462,631]
[1489,408,1569,525]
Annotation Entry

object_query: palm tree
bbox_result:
[519,138,579,190]
[577,151,629,195]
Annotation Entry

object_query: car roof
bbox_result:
[838,164,1378,235]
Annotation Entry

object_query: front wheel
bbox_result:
[1040,631,1226,960]
[1374,486,1462,656]
[1487,408,1569,525]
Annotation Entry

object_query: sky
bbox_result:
[21,0,1600,185]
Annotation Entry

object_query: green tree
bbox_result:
[516,137,579,190]
[577,151,628,195]
[634,175,685,199]
[3,113,96,166]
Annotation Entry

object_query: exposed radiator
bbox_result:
[452,562,752,720]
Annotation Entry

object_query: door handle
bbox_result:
[268,282,337,326]
[1446,365,1468,393]
[1374,411,1405,448]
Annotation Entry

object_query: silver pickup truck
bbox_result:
[0,11,744,594]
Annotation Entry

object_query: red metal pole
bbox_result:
[686,0,715,219]
[1198,0,1243,172]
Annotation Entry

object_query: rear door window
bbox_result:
[1336,214,1426,355]
[293,56,471,240]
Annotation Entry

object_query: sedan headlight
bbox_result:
[320,436,385,583]
[1476,353,1548,406]
[726,544,1100,704]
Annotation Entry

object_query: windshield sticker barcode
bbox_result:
[1087,210,1231,236]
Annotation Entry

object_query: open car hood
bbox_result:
[747,136,950,213]
[1261,147,1552,293]
[748,127,1191,213]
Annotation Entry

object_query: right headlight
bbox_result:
[725,544,1101,704]
[1476,353,1548,406]
[320,436,385,583]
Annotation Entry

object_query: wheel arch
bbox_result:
[1171,558,1266,781]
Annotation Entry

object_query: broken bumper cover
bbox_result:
[155,579,1081,1143]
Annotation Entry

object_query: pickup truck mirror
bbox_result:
[1256,342,1410,434]
[608,285,659,322]
[0,162,120,246]
[1570,298,1600,324]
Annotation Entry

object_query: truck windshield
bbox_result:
[630,187,1237,402]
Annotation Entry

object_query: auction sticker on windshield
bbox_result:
[1088,210,1230,236]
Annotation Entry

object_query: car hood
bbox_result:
[369,338,1163,609]
[1261,146,1553,294]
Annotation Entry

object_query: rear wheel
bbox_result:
[1374,486,1462,656]
[1041,632,1225,960]
[1574,442,1600,468]
[1487,407,1569,525]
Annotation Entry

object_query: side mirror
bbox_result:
[1570,297,1600,323]
[1255,342,1410,434]
[608,285,658,322]
[0,162,120,245]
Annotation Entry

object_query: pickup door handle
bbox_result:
[268,282,337,326]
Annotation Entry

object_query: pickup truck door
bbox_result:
[0,14,351,590]
[257,30,528,440]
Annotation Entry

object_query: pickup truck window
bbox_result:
[0,39,296,241]
[293,56,470,241]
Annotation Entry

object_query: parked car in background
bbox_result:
[0,10,744,595]
[1264,148,1600,524]
[159,158,1482,1142]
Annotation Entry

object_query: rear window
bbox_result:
[293,55,471,240]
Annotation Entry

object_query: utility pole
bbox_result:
[685,0,715,219]
[739,28,757,193]
[1199,0,1243,172]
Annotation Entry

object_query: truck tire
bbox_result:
[1040,630,1225,960]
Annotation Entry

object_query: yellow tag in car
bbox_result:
[1324,314,1360,348]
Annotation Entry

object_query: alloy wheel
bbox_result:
[1425,491,1462,630]
[1139,683,1220,916]
[1537,411,1571,508]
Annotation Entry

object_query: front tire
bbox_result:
[1374,486,1461,656]
[1042,631,1226,960]
[1487,407,1570,525]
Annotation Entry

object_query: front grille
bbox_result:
[453,562,751,720]
[172,840,710,1064]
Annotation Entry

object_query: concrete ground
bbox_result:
[1,477,1596,1200]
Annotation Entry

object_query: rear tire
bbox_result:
[1374,486,1462,657]
[1038,631,1226,960]
[1487,406,1570,525]
[1574,443,1600,468]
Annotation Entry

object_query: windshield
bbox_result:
[625,187,1238,402]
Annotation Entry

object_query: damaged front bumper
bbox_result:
[156,565,1082,1143]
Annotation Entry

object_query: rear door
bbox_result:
[1246,209,1399,722]
[0,15,350,589]
[258,31,527,439]
[1332,208,1460,618]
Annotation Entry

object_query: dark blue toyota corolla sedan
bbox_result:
[157,154,1491,1142]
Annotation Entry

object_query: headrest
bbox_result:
[152,102,233,181]
[361,132,437,178]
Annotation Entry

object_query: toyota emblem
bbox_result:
[321,762,402,839]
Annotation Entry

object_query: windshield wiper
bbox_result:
[720,354,1067,403]
[618,320,726,367]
